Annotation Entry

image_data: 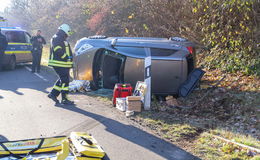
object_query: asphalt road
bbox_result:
[0,64,200,160]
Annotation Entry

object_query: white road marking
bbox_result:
[25,66,48,82]
[24,66,32,72]
[35,73,48,82]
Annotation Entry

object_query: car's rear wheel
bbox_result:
[6,55,16,70]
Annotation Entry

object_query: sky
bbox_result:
[0,0,11,12]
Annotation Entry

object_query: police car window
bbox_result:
[114,47,145,56]
[150,48,178,56]
[25,33,31,43]
[5,31,26,43]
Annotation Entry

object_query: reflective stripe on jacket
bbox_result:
[48,31,73,68]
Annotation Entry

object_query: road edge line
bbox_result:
[25,66,48,82]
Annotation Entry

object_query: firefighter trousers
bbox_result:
[50,67,70,99]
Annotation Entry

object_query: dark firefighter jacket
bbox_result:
[0,32,8,52]
[48,30,73,68]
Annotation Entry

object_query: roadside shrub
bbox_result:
[193,0,260,75]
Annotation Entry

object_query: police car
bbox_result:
[0,27,32,70]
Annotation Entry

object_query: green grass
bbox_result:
[211,129,260,149]
[136,111,260,160]
[41,46,50,66]
[139,113,200,142]
[195,130,260,160]
[196,132,246,160]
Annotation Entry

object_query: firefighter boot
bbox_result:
[48,93,59,104]
[61,94,74,105]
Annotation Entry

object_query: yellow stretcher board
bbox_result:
[70,132,105,160]
[0,136,66,156]
[0,132,107,160]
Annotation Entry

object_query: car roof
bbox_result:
[0,27,26,32]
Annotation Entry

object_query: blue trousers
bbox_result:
[32,48,42,72]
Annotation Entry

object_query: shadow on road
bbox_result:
[0,65,53,98]
[57,104,200,160]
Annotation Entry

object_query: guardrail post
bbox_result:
[144,48,151,110]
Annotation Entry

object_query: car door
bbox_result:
[5,31,27,62]
[23,32,32,62]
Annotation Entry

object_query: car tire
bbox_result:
[6,56,16,70]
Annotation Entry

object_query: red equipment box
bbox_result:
[113,83,133,105]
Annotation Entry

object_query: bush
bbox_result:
[193,0,260,75]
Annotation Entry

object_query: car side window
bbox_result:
[150,48,178,56]
[25,32,31,44]
[114,46,146,56]
[5,31,26,43]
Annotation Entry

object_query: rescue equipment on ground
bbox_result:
[126,96,142,112]
[116,96,142,113]
[115,82,145,114]
[69,80,91,92]
[133,81,147,103]
[70,132,105,160]
[112,83,132,106]
[116,98,127,112]
[0,136,66,156]
[125,110,135,117]
[0,132,107,160]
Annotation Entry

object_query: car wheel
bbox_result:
[6,56,16,70]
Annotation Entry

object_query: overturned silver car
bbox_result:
[73,36,202,97]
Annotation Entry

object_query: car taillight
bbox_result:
[186,46,194,54]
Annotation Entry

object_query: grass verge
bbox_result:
[132,69,260,159]
[41,46,50,66]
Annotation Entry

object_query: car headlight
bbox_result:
[75,44,93,56]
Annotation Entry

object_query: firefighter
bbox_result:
[0,28,8,71]
[31,29,46,73]
[47,24,74,105]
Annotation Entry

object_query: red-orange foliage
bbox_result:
[87,9,108,32]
